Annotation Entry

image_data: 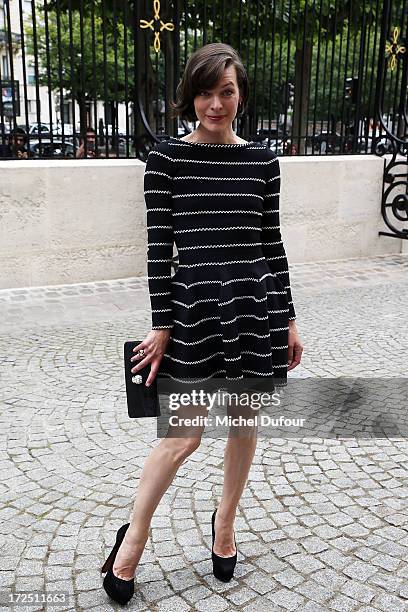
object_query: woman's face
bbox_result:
[193,65,242,132]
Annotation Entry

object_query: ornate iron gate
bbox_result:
[1,0,407,179]
[376,0,408,241]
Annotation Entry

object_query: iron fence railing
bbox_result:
[0,0,406,161]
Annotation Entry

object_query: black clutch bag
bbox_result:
[124,341,161,418]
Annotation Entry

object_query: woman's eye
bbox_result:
[198,90,233,96]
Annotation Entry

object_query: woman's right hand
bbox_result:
[130,329,171,386]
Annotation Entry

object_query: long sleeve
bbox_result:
[144,143,175,329]
[261,148,296,320]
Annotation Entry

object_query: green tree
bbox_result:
[34,0,169,144]
[30,0,386,154]
[26,2,135,134]
[179,0,378,152]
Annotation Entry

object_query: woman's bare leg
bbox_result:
[214,403,258,557]
[111,404,206,580]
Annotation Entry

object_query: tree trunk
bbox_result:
[293,39,312,155]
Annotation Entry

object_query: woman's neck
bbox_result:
[186,127,242,145]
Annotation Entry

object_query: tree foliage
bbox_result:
[26,3,135,103]
[25,0,387,143]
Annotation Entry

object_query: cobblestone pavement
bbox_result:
[0,253,408,612]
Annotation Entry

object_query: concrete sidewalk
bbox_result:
[0,254,407,611]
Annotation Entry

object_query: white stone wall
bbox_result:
[280,154,403,262]
[0,155,404,289]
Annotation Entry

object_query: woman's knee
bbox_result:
[179,436,202,459]
[161,436,202,463]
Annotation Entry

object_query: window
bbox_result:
[1,55,9,78]
[63,101,71,124]
[27,67,36,86]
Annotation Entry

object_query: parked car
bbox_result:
[310,131,343,153]
[361,135,394,155]
[255,128,286,155]
[53,123,75,136]
[28,122,51,136]
[27,122,77,137]
[28,138,75,158]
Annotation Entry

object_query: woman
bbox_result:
[101,42,303,605]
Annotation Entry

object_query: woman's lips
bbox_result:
[207,116,225,121]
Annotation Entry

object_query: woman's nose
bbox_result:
[210,98,223,110]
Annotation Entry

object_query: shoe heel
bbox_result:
[211,509,237,582]
[101,523,134,605]
[101,553,114,574]
[101,523,129,574]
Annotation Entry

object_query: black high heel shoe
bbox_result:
[211,509,237,582]
[101,523,135,605]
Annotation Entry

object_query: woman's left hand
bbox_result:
[287,320,303,371]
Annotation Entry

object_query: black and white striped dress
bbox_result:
[144,136,296,387]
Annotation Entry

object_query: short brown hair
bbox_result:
[170,43,249,123]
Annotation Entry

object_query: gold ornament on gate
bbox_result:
[385,26,406,72]
[140,0,175,54]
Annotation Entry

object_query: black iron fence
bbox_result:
[0,0,407,160]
